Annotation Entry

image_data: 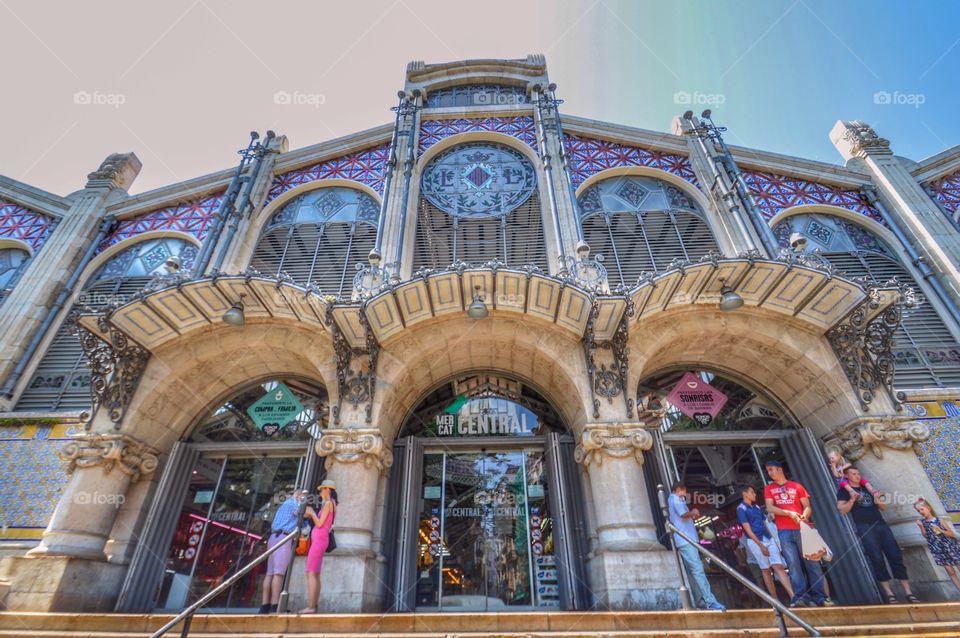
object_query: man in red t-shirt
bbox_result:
[763,459,830,607]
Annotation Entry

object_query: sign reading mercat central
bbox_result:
[435,411,531,436]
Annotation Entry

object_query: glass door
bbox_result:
[415,449,557,610]
[157,454,304,611]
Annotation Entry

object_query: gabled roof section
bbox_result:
[910,144,960,183]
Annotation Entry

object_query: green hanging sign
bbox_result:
[247,383,305,436]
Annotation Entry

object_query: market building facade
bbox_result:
[1,55,960,614]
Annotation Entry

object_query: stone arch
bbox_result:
[628,305,871,438]
[372,314,591,443]
[400,131,558,277]
[0,237,35,256]
[115,318,337,456]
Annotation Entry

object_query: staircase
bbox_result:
[2,605,960,637]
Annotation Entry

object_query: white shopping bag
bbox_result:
[799,520,833,562]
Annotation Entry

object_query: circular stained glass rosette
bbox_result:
[421,143,536,218]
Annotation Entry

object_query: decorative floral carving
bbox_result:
[86,153,135,188]
[57,433,158,483]
[574,422,653,467]
[825,418,931,461]
[315,428,393,472]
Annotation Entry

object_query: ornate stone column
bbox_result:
[824,416,954,600]
[314,427,392,612]
[576,421,681,609]
[31,432,158,559]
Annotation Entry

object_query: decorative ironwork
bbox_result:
[581,298,634,419]
[418,116,537,155]
[0,199,58,251]
[98,194,224,251]
[420,143,537,217]
[564,135,699,188]
[425,84,530,109]
[58,432,158,483]
[741,169,883,224]
[826,282,917,410]
[73,315,151,429]
[266,143,391,204]
[325,304,379,424]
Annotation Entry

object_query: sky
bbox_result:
[2,0,959,196]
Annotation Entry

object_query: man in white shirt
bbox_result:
[668,481,725,611]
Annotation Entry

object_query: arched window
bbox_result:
[773,214,960,388]
[188,378,328,443]
[15,238,198,411]
[413,142,546,271]
[249,186,379,298]
[577,176,718,289]
[0,247,30,305]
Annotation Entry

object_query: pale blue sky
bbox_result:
[1,0,957,194]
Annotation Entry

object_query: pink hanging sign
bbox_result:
[665,372,728,427]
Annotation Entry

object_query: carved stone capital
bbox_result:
[58,433,159,483]
[315,428,393,472]
[574,422,653,467]
[824,416,931,461]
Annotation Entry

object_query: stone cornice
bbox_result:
[315,428,393,472]
[271,124,394,175]
[0,175,71,216]
[910,145,960,183]
[57,432,159,483]
[574,422,654,467]
[561,114,690,155]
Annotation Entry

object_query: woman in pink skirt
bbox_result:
[299,479,337,613]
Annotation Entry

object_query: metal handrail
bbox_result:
[149,527,300,638]
[657,485,821,637]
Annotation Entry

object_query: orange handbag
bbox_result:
[295,526,310,556]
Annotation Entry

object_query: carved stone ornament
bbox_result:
[58,433,159,483]
[842,121,892,158]
[86,152,137,189]
[74,315,151,428]
[824,417,931,461]
[574,422,653,467]
[315,428,393,472]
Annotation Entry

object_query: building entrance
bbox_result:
[384,374,590,612]
[641,369,882,607]
[415,449,557,610]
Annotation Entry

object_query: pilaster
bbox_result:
[0,153,141,409]
[220,134,289,273]
[831,120,960,310]
[672,115,762,257]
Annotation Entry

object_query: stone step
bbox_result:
[1,604,959,636]
[1,627,960,638]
